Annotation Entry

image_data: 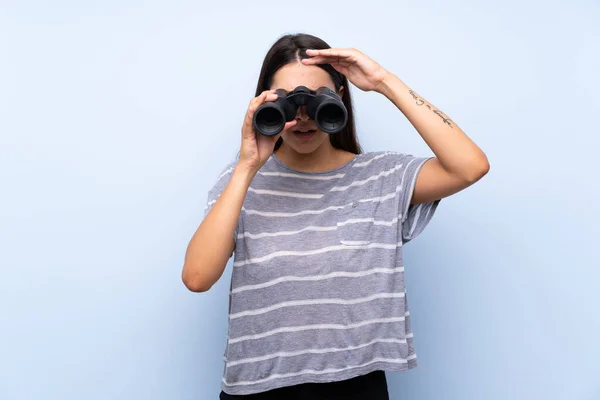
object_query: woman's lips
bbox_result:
[292,129,316,140]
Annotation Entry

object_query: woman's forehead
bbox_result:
[270,63,335,91]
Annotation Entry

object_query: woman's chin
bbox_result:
[282,130,326,150]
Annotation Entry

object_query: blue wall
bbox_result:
[1,1,599,399]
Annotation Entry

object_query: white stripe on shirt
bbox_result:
[231,267,405,294]
[229,292,406,319]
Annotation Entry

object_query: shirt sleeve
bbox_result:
[393,153,441,244]
[203,162,240,249]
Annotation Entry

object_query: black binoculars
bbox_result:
[253,86,348,136]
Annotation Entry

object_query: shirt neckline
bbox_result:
[270,152,360,175]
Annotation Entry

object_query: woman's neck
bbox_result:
[273,142,353,173]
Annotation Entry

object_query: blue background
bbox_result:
[1,1,599,399]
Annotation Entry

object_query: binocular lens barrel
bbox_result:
[316,103,346,133]
[254,106,286,136]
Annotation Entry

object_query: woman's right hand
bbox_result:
[238,89,297,173]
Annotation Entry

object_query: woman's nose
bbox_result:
[295,105,309,121]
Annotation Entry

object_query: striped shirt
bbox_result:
[203,150,440,395]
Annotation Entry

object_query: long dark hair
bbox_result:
[254,33,362,155]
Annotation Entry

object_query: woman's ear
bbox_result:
[338,85,344,97]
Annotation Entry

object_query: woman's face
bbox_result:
[269,62,343,155]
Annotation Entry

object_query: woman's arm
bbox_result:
[303,48,490,204]
[182,165,254,292]
[182,89,292,292]
[377,73,490,204]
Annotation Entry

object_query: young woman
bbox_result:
[182,33,489,399]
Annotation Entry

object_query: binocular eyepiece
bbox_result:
[253,86,348,136]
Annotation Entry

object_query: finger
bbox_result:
[271,120,296,142]
[306,48,353,58]
[251,89,277,108]
[302,56,336,65]
[303,54,354,68]
[264,120,295,142]
[250,90,277,116]
[283,120,297,130]
[243,101,262,133]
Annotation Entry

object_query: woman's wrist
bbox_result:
[233,162,258,186]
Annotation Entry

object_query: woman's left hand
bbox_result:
[302,48,391,93]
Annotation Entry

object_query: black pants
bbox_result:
[219,370,389,400]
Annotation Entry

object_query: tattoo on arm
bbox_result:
[409,89,454,128]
